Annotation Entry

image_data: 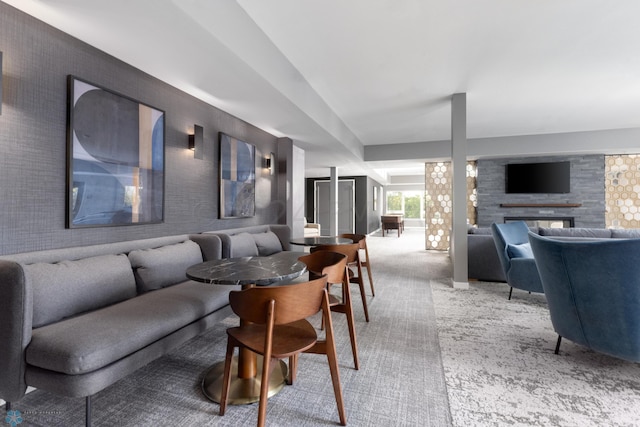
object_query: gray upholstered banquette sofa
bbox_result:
[0,233,235,425]
[468,225,640,282]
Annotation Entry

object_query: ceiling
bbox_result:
[5,0,640,183]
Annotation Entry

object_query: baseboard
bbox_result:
[451,279,470,289]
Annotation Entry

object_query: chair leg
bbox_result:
[343,283,360,370]
[353,277,370,322]
[508,287,513,300]
[5,402,11,411]
[219,339,236,416]
[363,248,375,297]
[322,303,347,426]
[555,335,562,355]
[85,396,92,427]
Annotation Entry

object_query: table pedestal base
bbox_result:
[202,356,288,405]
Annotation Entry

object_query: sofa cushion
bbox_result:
[128,240,203,293]
[23,254,137,328]
[252,231,283,256]
[26,280,237,375]
[229,232,259,257]
[507,243,533,259]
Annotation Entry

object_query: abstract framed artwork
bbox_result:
[66,76,165,228]
[219,132,255,218]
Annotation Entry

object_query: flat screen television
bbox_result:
[505,161,570,194]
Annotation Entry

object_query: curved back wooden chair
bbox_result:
[340,233,375,297]
[219,276,346,427]
[312,243,370,322]
[298,251,359,369]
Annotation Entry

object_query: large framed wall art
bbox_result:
[219,132,255,218]
[66,76,165,228]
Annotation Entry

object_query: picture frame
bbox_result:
[219,132,256,218]
[66,76,165,228]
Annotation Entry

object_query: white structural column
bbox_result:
[329,167,339,236]
[451,93,469,289]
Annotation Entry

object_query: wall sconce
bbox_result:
[188,124,203,160]
[264,152,275,175]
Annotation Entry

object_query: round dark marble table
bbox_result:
[185,251,307,405]
[186,251,307,286]
[289,236,353,247]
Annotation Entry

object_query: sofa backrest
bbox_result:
[538,227,612,238]
[0,234,194,264]
[1,234,224,327]
[203,224,291,258]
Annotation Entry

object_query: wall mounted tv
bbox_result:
[505,161,570,194]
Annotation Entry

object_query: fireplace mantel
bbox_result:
[500,203,582,208]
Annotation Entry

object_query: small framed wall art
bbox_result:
[219,132,256,218]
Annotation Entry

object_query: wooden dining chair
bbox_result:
[340,233,375,297]
[219,276,346,427]
[298,251,359,370]
[312,243,370,322]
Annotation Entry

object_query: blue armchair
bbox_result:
[529,233,640,362]
[491,221,544,299]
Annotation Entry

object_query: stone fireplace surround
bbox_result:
[476,155,605,228]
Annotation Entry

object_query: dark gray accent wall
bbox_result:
[476,155,605,228]
[0,3,283,255]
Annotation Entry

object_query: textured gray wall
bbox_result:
[476,155,605,228]
[0,3,283,255]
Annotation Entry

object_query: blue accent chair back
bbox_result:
[491,221,544,299]
[529,232,640,362]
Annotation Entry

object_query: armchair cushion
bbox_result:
[507,242,533,258]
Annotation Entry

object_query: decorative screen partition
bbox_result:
[605,154,640,229]
[424,161,477,250]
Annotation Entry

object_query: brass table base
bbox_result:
[202,356,288,405]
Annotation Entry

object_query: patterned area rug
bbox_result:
[432,280,640,427]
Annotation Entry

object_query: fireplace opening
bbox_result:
[504,216,574,228]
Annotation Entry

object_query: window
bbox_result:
[385,191,425,219]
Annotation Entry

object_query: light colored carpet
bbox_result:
[432,279,640,427]
[8,228,452,426]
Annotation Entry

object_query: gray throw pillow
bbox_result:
[253,231,283,256]
[229,233,259,257]
[24,254,137,328]
[128,240,203,293]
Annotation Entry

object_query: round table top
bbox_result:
[290,236,353,246]
[186,251,307,286]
